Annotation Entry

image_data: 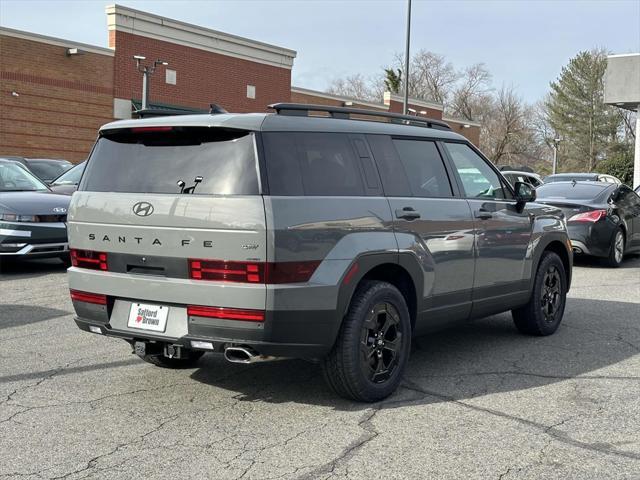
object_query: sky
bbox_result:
[1,0,638,104]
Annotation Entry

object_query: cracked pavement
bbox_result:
[1,256,639,479]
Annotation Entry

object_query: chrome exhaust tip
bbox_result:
[224,346,281,364]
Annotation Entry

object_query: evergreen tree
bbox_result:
[546,49,620,171]
[383,68,402,94]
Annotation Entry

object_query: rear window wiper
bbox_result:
[177,176,203,194]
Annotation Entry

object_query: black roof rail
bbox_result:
[268,103,451,131]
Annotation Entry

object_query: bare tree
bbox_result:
[389,50,458,105]
[481,85,542,168]
[411,50,459,104]
[450,63,493,121]
[326,74,380,103]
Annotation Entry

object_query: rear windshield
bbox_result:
[81,127,259,195]
[536,182,609,201]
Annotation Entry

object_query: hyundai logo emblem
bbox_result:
[132,202,154,217]
[53,207,67,213]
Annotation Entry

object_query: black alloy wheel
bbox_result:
[540,265,562,324]
[360,302,403,384]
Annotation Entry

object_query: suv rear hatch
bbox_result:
[68,126,267,315]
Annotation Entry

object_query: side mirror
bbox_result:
[514,181,536,204]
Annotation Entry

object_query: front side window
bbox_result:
[445,143,510,199]
[263,132,366,196]
[52,162,85,186]
[392,139,452,197]
[81,128,259,195]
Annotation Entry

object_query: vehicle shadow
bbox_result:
[573,253,640,269]
[190,297,639,410]
[0,304,71,329]
[0,258,68,281]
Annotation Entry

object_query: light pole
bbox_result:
[134,55,169,110]
[402,0,411,115]
[552,137,562,174]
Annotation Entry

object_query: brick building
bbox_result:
[0,4,479,163]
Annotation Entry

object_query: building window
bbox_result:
[247,85,256,99]
[166,69,177,85]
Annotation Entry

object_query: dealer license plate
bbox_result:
[127,303,169,332]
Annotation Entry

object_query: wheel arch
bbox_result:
[533,237,572,292]
[335,253,422,332]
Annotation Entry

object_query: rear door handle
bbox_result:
[475,209,493,220]
[395,207,421,220]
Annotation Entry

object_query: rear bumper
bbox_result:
[74,306,338,359]
[568,221,615,258]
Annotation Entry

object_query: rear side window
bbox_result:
[391,139,452,197]
[81,127,259,195]
[263,132,366,196]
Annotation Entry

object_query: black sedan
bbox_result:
[536,181,640,267]
[0,159,71,270]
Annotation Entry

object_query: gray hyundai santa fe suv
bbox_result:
[68,103,572,402]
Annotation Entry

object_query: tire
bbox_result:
[512,251,567,336]
[603,228,625,268]
[136,349,204,369]
[322,281,411,402]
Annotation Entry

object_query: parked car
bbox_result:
[536,181,640,267]
[67,104,572,402]
[501,170,544,188]
[544,173,621,184]
[49,161,86,194]
[0,159,71,270]
[11,158,73,184]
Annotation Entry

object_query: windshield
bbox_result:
[81,127,259,195]
[0,162,49,192]
[536,182,609,201]
[52,162,85,185]
[28,161,73,181]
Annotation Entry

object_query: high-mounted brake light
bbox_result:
[187,305,265,322]
[188,259,320,284]
[130,126,173,133]
[70,289,107,305]
[568,209,607,223]
[70,249,108,270]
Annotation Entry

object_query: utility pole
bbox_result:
[552,137,562,174]
[402,0,411,115]
[134,56,169,110]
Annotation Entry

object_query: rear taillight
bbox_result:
[187,305,265,322]
[188,260,319,284]
[189,260,264,283]
[568,209,607,223]
[70,249,108,270]
[70,289,107,305]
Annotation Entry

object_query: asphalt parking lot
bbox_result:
[1,256,639,479]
